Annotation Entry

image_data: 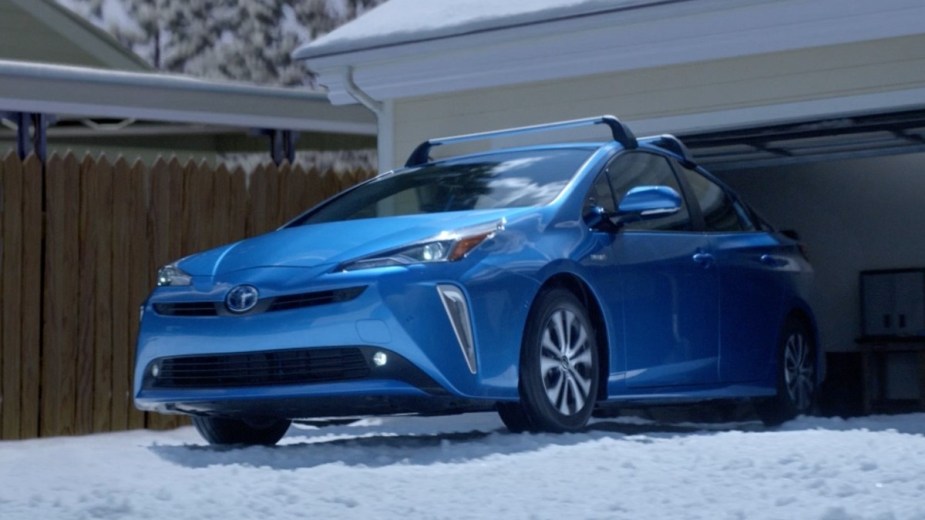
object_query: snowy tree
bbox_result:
[55,0,387,86]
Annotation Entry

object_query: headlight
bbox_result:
[156,264,192,287]
[340,219,504,272]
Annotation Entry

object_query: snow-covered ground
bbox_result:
[2,412,924,520]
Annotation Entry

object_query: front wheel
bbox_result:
[499,288,599,433]
[755,318,816,426]
[192,416,291,446]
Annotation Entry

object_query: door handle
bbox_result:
[759,254,787,267]
[692,252,715,268]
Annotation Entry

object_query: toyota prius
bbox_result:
[134,116,819,445]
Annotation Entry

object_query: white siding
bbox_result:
[391,34,925,168]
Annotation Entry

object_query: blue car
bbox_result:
[134,116,819,445]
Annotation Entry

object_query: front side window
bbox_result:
[607,152,691,231]
[291,148,594,225]
[676,164,754,232]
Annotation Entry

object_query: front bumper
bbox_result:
[134,264,531,417]
[136,346,495,417]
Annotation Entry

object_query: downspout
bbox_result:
[344,66,382,114]
[343,66,395,170]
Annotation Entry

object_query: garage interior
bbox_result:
[683,108,925,415]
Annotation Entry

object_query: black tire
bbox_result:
[497,402,533,433]
[499,288,599,433]
[755,317,816,426]
[192,416,291,446]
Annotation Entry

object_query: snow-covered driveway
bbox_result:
[1,412,924,520]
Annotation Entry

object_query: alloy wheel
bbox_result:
[539,309,594,416]
[783,331,814,412]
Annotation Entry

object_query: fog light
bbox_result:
[151,362,160,378]
[372,351,388,367]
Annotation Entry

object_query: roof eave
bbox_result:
[293,0,672,62]
[0,60,376,135]
[297,0,925,106]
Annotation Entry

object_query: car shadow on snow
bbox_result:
[147,411,771,471]
[148,410,925,471]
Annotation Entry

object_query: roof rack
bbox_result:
[405,115,638,167]
[641,134,696,167]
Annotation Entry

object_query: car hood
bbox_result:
[179,209,531,276]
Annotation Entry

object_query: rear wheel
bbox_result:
[499,288,599,433]
[755,318,816,426]
[192,416,291,446]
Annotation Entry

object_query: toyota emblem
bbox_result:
[225,285,259,314]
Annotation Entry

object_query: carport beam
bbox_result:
[261,128,298,166]
[5,112,49,162]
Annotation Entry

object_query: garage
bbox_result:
[296,0,925,413]
[684,109,925,413]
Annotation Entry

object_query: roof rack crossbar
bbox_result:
[405,115,637,166]
[641,134,696,167]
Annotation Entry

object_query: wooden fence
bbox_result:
[0,152,373,440]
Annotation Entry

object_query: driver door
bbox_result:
[589,152,720,389]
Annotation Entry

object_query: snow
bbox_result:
[218,149,378,175]
[2,412,925,519]
[295,0,661,58]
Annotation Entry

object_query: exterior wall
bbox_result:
[717,152,925,353]
[390,34,925,169]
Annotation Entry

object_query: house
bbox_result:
[295,0,925,410]
[0,0,376,164]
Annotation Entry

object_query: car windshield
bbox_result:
[291,147,594,225]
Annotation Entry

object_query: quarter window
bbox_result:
[676,164,753,232]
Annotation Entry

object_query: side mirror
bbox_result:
[617,185,682,223]
[583,186,682,232]
[583,205,619,232]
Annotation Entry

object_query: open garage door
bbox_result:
[679,107,925,416]
[680,109,925,171]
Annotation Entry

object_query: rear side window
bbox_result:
[607,152,691,231]
[676,165,755,232]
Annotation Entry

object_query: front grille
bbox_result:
[154,302,218,316]
[153,286,367,317]
[150,347,370,388]
[268,287,366,312]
